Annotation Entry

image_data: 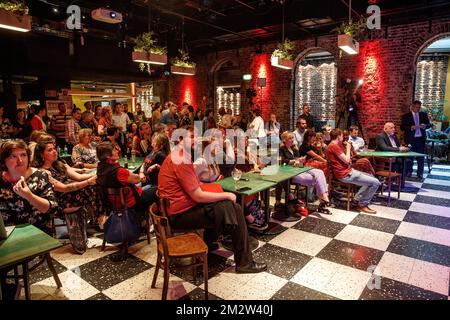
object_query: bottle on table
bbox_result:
[123,154,128,168]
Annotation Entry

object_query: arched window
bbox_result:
[293,50,337,129]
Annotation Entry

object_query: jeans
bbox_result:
[275,169,328,200]
[339,169,381,207]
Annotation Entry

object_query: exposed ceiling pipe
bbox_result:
[234,0,256,10]
[338,0,362,19]
[145,2,258,43]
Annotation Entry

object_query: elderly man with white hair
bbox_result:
[376,122,409,152]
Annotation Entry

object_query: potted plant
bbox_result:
[333,17,367,55]
[271,38,294,69]
[132,31,167,66]
[170,49,196,76]
[0,1,31,32]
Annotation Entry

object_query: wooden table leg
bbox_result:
[45,253,62,288]
[22,262,30,300]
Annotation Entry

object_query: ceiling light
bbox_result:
[338,34,359,55]
[0,10,31,32]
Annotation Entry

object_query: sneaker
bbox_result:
[248,220,268,231]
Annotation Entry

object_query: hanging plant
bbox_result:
[132,31,167,73]
[332,17,367,41]
[0,1,29,16]
[133,31,167,55]
[171,49,196,68]
[271,38,294,61]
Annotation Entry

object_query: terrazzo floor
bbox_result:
[14,164,450,300]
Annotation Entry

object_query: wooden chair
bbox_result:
[100,187,152,252]
[328,167,357,211]
[149,203,209,300]
[373,156,401,201]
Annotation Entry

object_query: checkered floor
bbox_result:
[22,164,450,300]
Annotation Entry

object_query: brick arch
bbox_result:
[210,57,241,116]
[412,32,450,68]
[291,47,338,128]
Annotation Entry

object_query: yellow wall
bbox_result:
[444,57,450,121]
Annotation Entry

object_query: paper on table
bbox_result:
[5,226,15,238]
[260,165,280,176]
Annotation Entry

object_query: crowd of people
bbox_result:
[0,99,444,275]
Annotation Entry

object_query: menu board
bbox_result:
[45,100,72,118]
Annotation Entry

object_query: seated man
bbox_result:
[327,129,381,214]
[158,126,267,274]
[426,123,448,159]
[348,125,365,152]
[376,122,409,152]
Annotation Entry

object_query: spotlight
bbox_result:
[358,79,364,85]
[52,7,59,13]
[110,11,116,18]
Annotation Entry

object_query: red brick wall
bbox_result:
[168,18,450,139]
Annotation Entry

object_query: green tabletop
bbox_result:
[427,138,449,143]
[0,224,62,270]
[213,177,277,196]
[118,157,144,172]
[244,165,313,183]
[358,151,425,158]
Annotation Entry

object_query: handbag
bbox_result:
[104,207,140,244]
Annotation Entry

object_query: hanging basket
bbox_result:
[271,56,294,70]
[0,9,31,32]
[132,51,167,65]
[170,65,196,76]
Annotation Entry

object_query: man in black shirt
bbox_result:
[298,104,315,130]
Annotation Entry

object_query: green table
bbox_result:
[118,157,144,173]
[0,224,63,300]
[213,176,278,235]
[427,138,449,168]
[244,165,313,183]
[358,150,426,189]
[358,151,425,158]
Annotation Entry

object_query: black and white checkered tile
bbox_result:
[24,164,450,300]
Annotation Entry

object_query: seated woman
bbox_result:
[132,122,152,157]
[96,141,156,218]
[33,140,99,254]
[299,129,329,177]
[0,140,58,233]
[139,132,170,189]
[194,134,268,231]
[71,129,98,169]
[275,131,332,215]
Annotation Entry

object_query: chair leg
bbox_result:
[346,187,350,211]
[151,253,161,288]
[397,177,401,199]
[388,176,392,204]
[203,253,208,300]
[146,216,151,245]
[101,237,106,252]
[162,259,170,300]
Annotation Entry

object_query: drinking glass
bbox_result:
[231,168,242,190]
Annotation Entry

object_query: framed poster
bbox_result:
[45,100,72,118]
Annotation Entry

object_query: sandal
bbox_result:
[317,203,332,215]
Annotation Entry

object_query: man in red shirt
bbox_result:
[158,127,267,274]
[327,128,381,214]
